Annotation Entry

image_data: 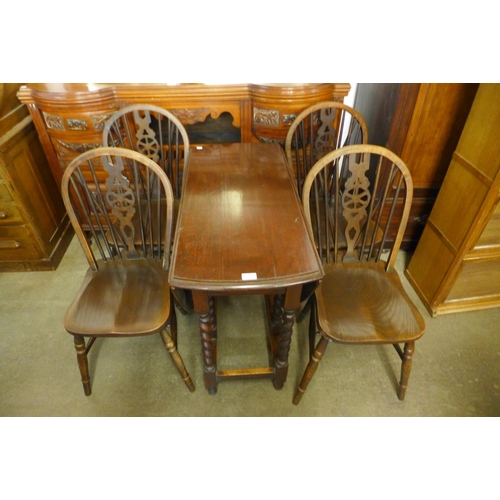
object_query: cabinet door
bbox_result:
[406,84,500,316]
[354,83,478,249]
[5,125,66,253]
[398,83,479,189]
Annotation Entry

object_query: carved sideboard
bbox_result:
[17,83,350,188]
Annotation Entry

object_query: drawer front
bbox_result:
[0,183,13,202]
[0,202,24,226]
[0,225,41,260]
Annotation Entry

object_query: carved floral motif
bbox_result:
[170,108,211,124]
[253,107,279,126]
[66,119,88,131]
[283,114,297,126]
[55,139,101,156]
[255,135,285,145]
[43,112,64,130]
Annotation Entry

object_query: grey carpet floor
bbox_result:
[1,236,500,417]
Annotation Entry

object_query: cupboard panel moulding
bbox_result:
[405,84,500,316]
[430,156,490,251]
[404,223,456,315]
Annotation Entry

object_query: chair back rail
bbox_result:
[102,104,190,198]
[62,147,174,271]
[302,144,413,271]
[285,101,368,198]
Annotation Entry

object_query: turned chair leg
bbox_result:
[397,341,415,400]
[293,335,329,405]
[308,296,318,359]
[160,329,196,392]
[74,334,91,396]
[168,295,178,348]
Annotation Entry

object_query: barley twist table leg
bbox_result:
[193,292,218,395]
[273,307,295,389]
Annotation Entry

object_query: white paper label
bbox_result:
[241,272,258,281]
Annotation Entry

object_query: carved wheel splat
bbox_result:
[133,110,160,163]
[314,108,337,160]
[342,154,371,260]
[102,155,139,258]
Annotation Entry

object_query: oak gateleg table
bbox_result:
[168,143,324,394]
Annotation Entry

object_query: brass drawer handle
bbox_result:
[0,240,22,249]
[0,211,7,219]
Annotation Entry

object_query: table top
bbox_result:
[169,143,324,292]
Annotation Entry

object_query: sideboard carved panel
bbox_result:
[17,83,350,189]
[253,107,280,126]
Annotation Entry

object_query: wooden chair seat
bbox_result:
[64,259,171,337]
[316,261,424,344]
[293,144,426,405]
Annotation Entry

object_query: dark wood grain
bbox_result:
[169,143,324,394]
[170,143,323,291]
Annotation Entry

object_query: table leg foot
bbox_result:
[273,376,286,390]
[273,306,295,390]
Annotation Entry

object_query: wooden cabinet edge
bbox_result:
[436,295,500,316]
[404,268,438,317]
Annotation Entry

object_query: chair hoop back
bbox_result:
[61,147,174,272]
[102,104,190,198]
[302,144,413,271]
[285,101,368,198]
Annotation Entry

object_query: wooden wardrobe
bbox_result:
[353,83,479,249]
[405,84,500,316]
